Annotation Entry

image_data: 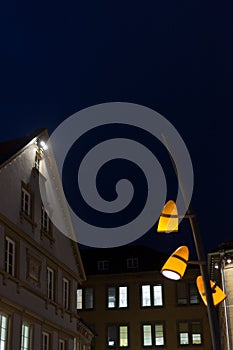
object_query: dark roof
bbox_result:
[210,238,233,253]
[80,245,169,275]
[0,128,47,166]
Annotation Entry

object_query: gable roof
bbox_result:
[0,128,46,167]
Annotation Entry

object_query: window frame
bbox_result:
[21,321,33,350]
[107,324,129,348]
[142,322,166,348]
[62,277,70,310]
[97,260,109,271]
[76,287,94,310]
[126,257,138,269]
[42,331,50,350]
[177,320,202,346]
[176,281,199,306]
[107,285,128,309]
[141,284,164,308]
[47,266,55,301]
[0,312,9,350]
[20,182,35,229]
[5,236,16,277]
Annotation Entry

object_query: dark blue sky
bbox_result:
[0,2,232,255]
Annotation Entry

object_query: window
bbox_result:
[21,187,31,217]
[42,332,50,350]
[155,324,165,346]
[178,321,202,346]
[177,282,199,305]
[141,284,163,307]
[47,267,55,301]
[0,313,8,350]
[143,323,165,347]
[21,322,32,350]
[76,288,94,310]
[126,258,138,269]
[35,152,41,171]
[5,236,15,276]
[97,260,109,271]
[59,339,65,350]
[27,252,41,284]
[41,206,50,233]
[143,325,152,346]
[107,325,128,348]
[107,286,128,308]
[62,278,69,309]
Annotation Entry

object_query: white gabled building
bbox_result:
[0,128,94,350]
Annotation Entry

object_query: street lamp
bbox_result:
[157,201,224,350]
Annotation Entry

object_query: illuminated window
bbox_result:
[155,324,165,346]
[119,326,128,347]
[5,236,15,276]
[141,284,163,307]
[107,286,128,308]
[143,323,165,347]
[47,267,55,301]
[21,323,32,350]
[107,325,128,348]
[0,313,8,350]
[76,288,94,309]
[178,321,202,345]
[63,278,70,309]
[143,325,152,346]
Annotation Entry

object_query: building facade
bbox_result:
[209,240,233,350]
[0,129,93,350]
[78,246,212,350]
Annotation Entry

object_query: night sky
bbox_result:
[1,2,232,256]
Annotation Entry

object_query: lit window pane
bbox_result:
[180,333,189,345]
[108,288,116,308]
[0,314,8,350]
[143,325,152,346]
[77,289,83,309]
[119,287,127,308]
[153,285,163,306]
[119,326,128,347]
[191,322,201,344]
[155,324,164,346]
[179,322,189,345]
[142,285,151,306]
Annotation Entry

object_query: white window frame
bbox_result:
[41,206,50,232]
[59,339,65,350]
[5,236,15,276]
[42,331,50,350]
[63,278,69,309]
[21,187,31,216]
[47,267,54,301]
[21,322,32,350]
[0,313,8,350]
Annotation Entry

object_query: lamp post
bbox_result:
[160,135,222,350]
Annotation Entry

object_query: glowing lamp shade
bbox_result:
[161,246,189,280]
[157,200,178,233]
[196,276,227,307]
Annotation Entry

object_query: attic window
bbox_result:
[34,152,41,171]
[127,258,138,269]
[97,260,109,271]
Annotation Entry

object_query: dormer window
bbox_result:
[35,152,41,171]
[97,260,109,271]
[127,257,138,269]
[21,186,31,217]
